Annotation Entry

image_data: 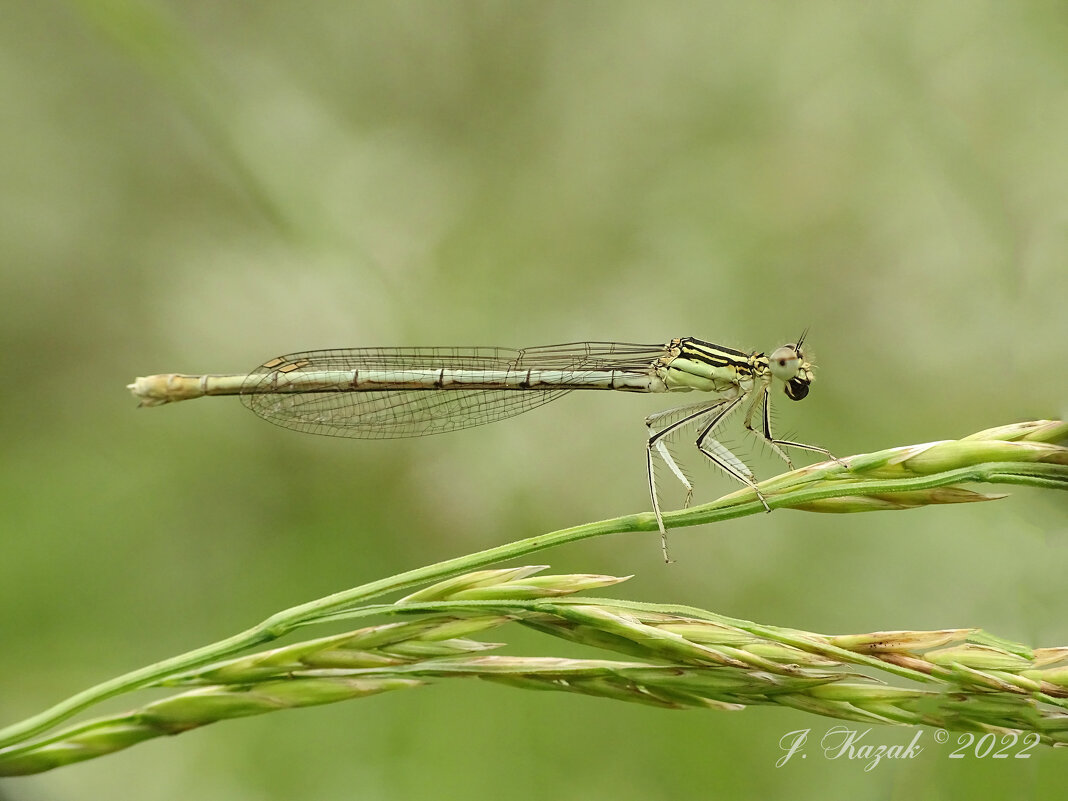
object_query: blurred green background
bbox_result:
[2,1,1066,798]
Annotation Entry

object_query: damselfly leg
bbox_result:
[646,394,772,561]
[744,386,841,468]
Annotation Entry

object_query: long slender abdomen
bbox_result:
[128,368,666,406]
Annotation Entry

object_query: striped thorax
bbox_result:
[659,335,815,402]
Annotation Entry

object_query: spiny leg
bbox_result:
[746,386,843,466]
[745,388,793,467]
[645,397,735,428]
[646,400,731,562]
[654,439,692,506]
[645,447,671,562]
[693,394,773,513]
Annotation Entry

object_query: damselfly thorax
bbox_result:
[129,334,834,560]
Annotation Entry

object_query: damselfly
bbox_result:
[128,335,834,559]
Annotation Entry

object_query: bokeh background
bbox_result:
[3,1,1066,798]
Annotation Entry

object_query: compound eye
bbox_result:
[768,345,801,381]
[784,376,810,401]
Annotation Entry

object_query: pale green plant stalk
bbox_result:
[1,421,1065,775]
[2,571,1067,775]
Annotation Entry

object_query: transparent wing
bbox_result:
[240,342,667,439]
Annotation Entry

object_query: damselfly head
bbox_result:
[770,330,814,402]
